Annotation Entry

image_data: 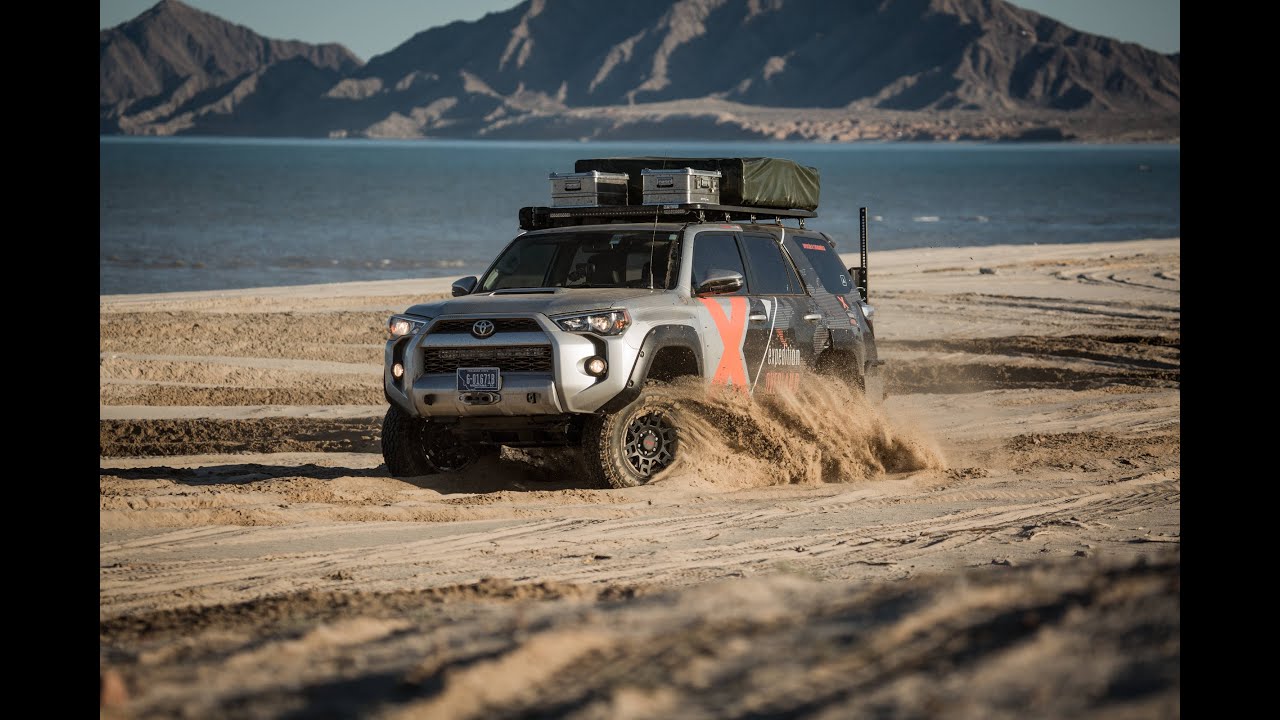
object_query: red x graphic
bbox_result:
[700,297,749,393]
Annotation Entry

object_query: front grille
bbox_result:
[430,318,542,334]
[422,345,553,374]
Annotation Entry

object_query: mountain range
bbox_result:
[99,0,1180,141]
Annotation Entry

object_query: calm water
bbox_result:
[100,137,1180,295]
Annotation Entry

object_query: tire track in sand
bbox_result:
[101,468,1178,618]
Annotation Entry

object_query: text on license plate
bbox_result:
[458,367,501,392]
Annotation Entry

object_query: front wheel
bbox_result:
[381,405,434,477]
[583,389,683,488]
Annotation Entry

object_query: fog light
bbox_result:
[392,363,404,378]
[585,356,608,377]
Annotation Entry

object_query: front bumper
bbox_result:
[385,313,640,418]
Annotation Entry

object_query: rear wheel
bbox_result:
[816,351,865,395]
[583,388,683,488]
[381,405,480,476]
[422,423,480,472]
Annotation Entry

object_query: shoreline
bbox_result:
[101,236,1180,307]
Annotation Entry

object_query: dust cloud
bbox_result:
[654,373,945,489]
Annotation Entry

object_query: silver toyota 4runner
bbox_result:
[382,159,882,488]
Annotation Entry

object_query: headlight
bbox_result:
[554,309,631,336]
[388,314,428,339]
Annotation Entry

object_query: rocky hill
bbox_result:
[100,0,361,135]
[100,0,1180,141]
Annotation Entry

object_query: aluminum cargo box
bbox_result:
[574,157,820,211]
[549,171,629,207]
[641,168,721,205]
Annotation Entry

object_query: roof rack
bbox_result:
[518,203,817,231]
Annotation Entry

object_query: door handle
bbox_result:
[749,313,768,322]
[802,313,823,322]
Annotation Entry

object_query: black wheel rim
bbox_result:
[421,424,477,472]
[623,411,677,477]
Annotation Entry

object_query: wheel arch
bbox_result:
[598,324,702,413]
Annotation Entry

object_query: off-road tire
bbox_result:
[583,386,684,489]
[381,405,434,477]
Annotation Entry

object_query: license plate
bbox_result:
[457,367,501,392]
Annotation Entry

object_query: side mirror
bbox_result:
[451,276,478,297]
[696,271,744,296]
[848,266,867,302]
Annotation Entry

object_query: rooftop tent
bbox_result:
[573,157,821,211]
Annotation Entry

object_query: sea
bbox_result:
[99,137,1180,295]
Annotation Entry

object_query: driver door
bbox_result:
[690,231,758,395]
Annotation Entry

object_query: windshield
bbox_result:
[478,230,680,292]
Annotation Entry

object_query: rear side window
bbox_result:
[793,237,855,295]
[741,234,802,295]
[691,232,747,294]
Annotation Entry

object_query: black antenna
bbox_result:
[859,206,869,301]
[649,202,660,289]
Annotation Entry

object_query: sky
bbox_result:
[100,0,1180,62]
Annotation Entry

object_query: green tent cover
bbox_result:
[572,157,821,212]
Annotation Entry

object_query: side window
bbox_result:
[741,233,802,295]
[790,236,855,296]
[691,232,747,295]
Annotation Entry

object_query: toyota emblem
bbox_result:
[471,320,496,338]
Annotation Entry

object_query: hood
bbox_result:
[405,288,667,319]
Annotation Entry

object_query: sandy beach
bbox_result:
[100,238,1179,717]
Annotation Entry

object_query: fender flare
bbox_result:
[598,325,703,413]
